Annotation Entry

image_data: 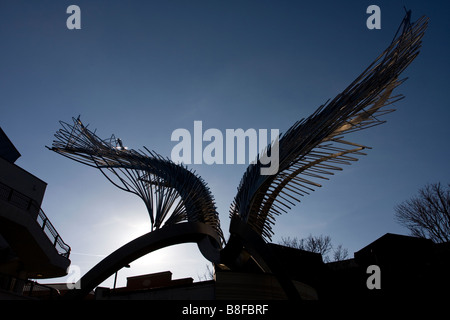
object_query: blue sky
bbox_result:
[1,1,449,288]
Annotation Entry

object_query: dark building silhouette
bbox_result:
[325,233,450,301]
[0,128,70,299]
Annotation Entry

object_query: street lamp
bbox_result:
[113,264,130,290]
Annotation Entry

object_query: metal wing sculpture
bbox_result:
[50,118,223,239]
[49,13,428,299]
[230,15,428,243]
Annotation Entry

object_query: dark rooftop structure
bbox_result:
[0,127,21,164]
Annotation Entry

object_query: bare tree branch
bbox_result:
[395,183,450,243]
[333,244,349,262]
[279,235,348,262]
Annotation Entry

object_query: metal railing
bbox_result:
[22,279,60,299]
[0,181,71,258]
[0,272,60,299]
[36,207,71,258]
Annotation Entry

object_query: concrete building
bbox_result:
[0,128,71,299]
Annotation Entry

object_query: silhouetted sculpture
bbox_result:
[48,13,428,299]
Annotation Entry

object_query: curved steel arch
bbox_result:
[63,222,221,299]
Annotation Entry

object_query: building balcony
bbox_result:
[0,180,70,279]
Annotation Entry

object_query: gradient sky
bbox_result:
[1,1,449,288]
